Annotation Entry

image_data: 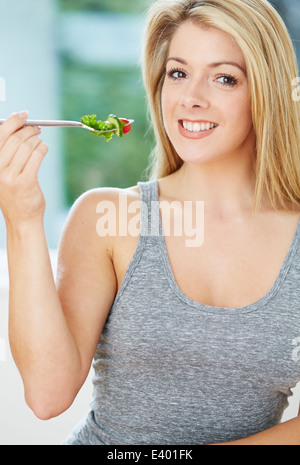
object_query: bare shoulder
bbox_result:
[62,185,141,239]
[57,186,141,271]
[57,184,142,307]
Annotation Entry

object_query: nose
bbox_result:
[180,80,210,109]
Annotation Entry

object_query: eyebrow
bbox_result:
[166,57,246,75]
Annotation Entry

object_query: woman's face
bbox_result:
[161,21,255,166]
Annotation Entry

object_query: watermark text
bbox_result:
[96,193,205,248]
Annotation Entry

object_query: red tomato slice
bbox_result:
[120,118,131,134]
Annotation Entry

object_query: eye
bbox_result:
[166,68,188,81]
[216,74,238,87]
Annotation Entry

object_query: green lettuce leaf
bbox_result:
[81,114,125,142]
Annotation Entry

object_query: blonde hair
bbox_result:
[142,0,300,211]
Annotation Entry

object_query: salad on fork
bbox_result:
[0,113,134,142]
[80,114,133,141]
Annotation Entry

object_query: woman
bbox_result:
[1,0,300,445]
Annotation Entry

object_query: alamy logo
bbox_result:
[96,193,205,248]
[0,76,6,101]
[292,337,300,363]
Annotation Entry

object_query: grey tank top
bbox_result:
[64,179,300,445]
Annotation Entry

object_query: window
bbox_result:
[59,0,153,204]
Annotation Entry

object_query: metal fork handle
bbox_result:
[27,120,84,127]
[0,119,84,127]
[0,119,83,127]
[23,119,135,128]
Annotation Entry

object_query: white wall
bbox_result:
[0,0,65,249]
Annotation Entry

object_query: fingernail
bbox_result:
[18,110,28,119]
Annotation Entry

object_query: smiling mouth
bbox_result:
[180,120,218,133]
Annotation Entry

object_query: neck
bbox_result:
[163,152,258,217]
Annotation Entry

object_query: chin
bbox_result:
[175,146,219,165]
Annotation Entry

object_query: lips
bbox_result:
[178,119,218,139]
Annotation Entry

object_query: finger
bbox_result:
[7,133,44,177]
[0,111,29,151]
[0,125,41,169]
[22,141,48,178]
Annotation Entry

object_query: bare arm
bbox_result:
[0,113,117,419]
[7,218,82,419]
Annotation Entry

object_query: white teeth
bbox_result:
[182,121,217,132]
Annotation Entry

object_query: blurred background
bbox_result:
[0,0,300,445]
[0,0,153,250]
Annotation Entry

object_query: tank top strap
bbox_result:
[137,180,161,238]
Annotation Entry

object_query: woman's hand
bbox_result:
[0,111,48,228]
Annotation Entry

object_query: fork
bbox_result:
[0,118,134,134]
